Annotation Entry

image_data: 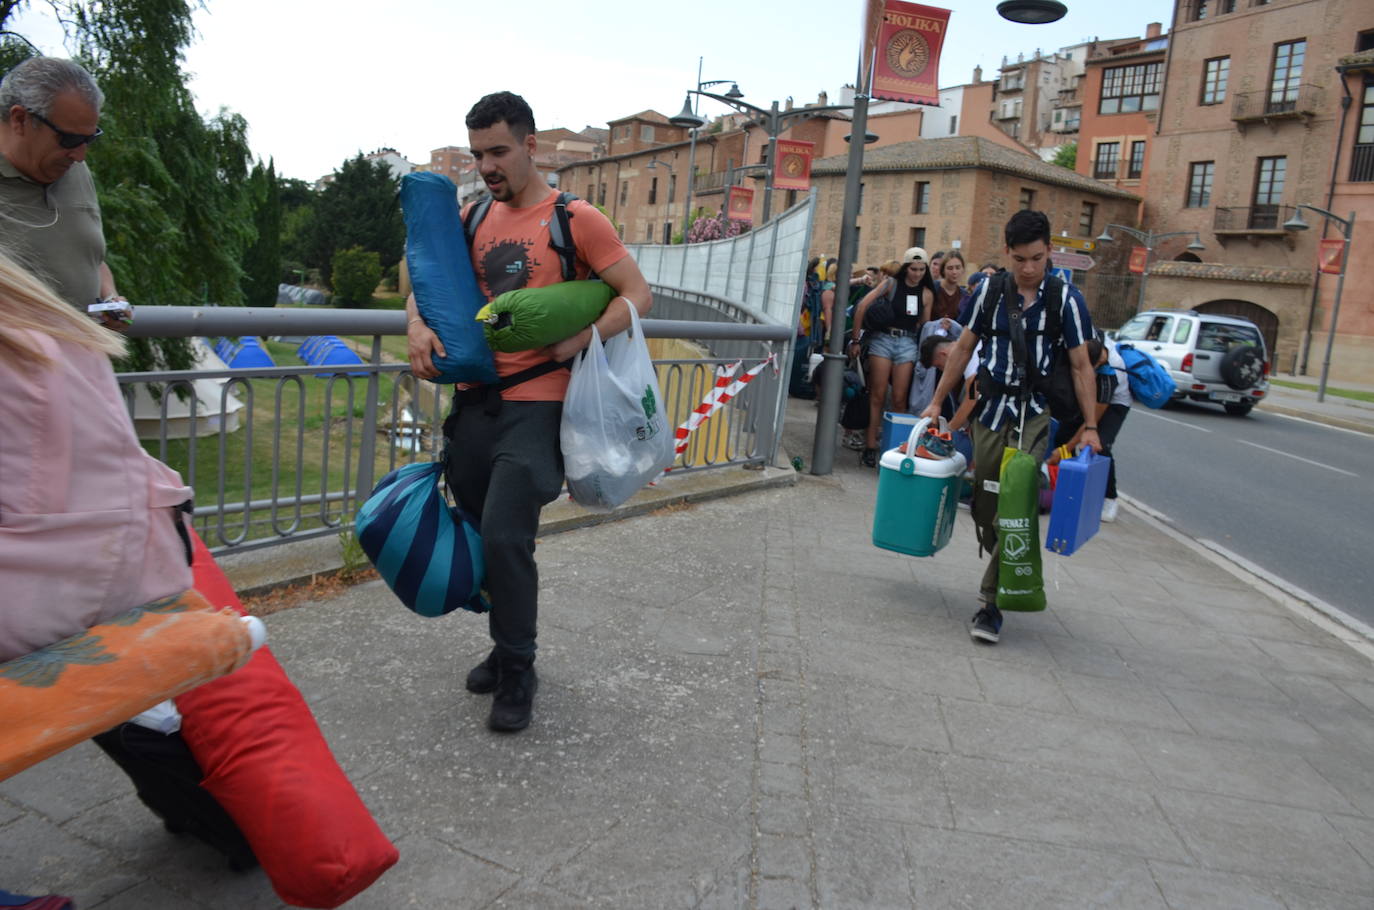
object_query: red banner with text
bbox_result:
[1318,238,1345,275]
[871,1,951,106]
[727,185,754,222]
[1128,246,1149,275]
[773,140,815,192]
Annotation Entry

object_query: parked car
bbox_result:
[1114,310,1269,415]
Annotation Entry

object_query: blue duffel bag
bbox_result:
[399,172,497,384]
[355,461,487,616]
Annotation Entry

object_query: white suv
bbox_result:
[1115,310,1269,416]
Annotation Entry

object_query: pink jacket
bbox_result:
[0,330,193,661]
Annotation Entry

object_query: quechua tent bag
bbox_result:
[995,445,1046,611]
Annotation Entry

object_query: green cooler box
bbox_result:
[872,419,967,557]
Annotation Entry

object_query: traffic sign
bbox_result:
[1050,267,1075,285]
[1051,235,1096,252]
[1050,250,1095,271]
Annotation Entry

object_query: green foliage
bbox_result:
[338,529,369,580]
[330,246,381,308]
[307,154,403,284]
[1050,142,1077,170]
[240,159,282,307]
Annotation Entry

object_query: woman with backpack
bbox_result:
[848,247,935,467]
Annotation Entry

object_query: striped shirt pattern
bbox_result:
[961,273,1094,431]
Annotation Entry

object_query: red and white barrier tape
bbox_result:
[672,355,776,457]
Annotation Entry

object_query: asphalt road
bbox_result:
[1114,399,1374,627]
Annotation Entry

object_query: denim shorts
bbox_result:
[866,331,918,365]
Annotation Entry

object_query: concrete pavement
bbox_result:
[3,399,1373,909]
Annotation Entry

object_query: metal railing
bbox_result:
[1231,84,1323,121]
[1214,204,1296,232]
[1351,144,1374,183]
[122,303,790,555]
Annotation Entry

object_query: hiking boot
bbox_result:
[970,604,1002,644]
[915,427,955,459]
[488,659,538,732]
[860,447,877,468]
[1101,498,1119,523]
[465,647,500,694]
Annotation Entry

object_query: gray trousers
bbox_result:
[971,411,1050,604]
[444,400,565,659]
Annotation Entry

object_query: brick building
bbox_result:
[1139,0,1374,380]
[808,136,1140,315]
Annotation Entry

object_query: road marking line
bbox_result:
[1261,409,1374,438]
[1117,495,1374,660]
[1236,440,1359,477]
[1134,410,1211,432]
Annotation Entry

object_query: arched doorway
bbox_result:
[1195,300,1278,358]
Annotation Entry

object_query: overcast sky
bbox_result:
[11,0,1175,182]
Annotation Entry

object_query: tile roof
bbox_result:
[810,136,1140,200]
[1150,261,1312,286]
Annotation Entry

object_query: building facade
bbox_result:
[1140,0,1374,380]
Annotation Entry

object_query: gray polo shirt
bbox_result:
[0,153,106,310]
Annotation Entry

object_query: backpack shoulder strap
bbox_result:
[972,272,1007,339]
[462,195,493,248]
[549,192,579,282]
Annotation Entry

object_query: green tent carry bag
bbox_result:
[475,280,615,353]
[995,445,1046,612]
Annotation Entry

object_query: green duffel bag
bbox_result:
[995,445,1046,612]
[475,280,614,353]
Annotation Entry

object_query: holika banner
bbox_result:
[1318,237,1345,275]
[727,184,754,221]
[871,1,951,106]
[1128,246,1149,275]
[773,140,815,192]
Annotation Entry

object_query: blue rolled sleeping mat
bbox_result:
[399,172,497,384]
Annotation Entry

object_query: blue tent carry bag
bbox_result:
[355,461,487,616]
[400,172,498,384]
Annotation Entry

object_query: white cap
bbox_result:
[902,247,928,263]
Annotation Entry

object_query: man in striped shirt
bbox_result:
[920,211,1102,644]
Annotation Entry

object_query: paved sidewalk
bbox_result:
[1257,375,1374,435]
[3,401,1373,908]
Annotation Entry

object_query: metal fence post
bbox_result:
[354,335,383,508]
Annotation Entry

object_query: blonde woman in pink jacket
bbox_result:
[0,249,194,662]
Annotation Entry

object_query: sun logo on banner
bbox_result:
[886,29,930,78]
[782,154,805,177]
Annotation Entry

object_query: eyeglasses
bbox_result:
[25,108,103,149]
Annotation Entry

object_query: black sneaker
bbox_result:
[970,604,1002,644]
[488,661,538,732]
[465,647,500,694]
[860,447,877,468]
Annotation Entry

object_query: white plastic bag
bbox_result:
[561,299,674,510]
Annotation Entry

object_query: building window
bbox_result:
[646,224,654,241]
[640,124,655,141]
[1351,79,1374,182]
[586,183,594,200]
[1099,61,1162,114]
[1003,71,1024,91]
[1186,161,1215,207]
[1128,141,1146,179]
[949,115,958,132]
[649,177,658,205]
[1093,142,1120,180]
[1250,156,1286,228]
[910,227,926,248]
[1191,0,1209,20]
[619,181,628,206]
[1268,40,1306,114]
[1221,0,1236,11]
[1019,187,1035,209]
[598,183,607,206]
[1358,30,1374,53]
[913,181,930,214]
[1201,57,1230,105]
[668,174,677,203]
[1079,201,1097,236]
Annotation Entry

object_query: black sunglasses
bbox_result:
[26,108,103,149]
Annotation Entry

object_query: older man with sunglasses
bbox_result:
[0,57,130,330]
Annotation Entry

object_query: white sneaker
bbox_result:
[1101,498,1119,523]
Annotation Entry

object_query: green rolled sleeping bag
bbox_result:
[995,445,1046,612]
[476,280,615,353]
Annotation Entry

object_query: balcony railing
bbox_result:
[1231,84,1323,123]
[1351,144,1374,183]
[1214,204,1296,233]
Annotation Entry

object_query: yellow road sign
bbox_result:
[1051,234,1096,252]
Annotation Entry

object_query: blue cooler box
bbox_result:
[1045,449,1111,556]
[879,411,921,454]
[872,419,967,558]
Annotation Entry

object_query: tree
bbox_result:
[307,154,403,286]
[330,246,381,308]
[1050,142,1077,170]
[240,159,282,307]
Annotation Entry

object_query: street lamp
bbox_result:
[997,1,1068,23]
[1284,204,1355,403]
[1095,224,1206,314]
[677,85,857,224]
[646,157,674,245]
[670,75,742,242]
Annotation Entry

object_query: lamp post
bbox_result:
[646,157,674,244]
[1284,204,1355,403]
[669,70,741,241]
[1095,224,1206,314]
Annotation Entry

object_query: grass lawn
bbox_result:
[1268,378,1374,403]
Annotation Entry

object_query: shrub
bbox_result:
[331,246,382,308]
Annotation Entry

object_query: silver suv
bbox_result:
[1114,310,1269,416]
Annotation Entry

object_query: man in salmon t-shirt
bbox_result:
[405,91,652,733]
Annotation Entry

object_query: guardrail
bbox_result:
[121,302,791,555]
